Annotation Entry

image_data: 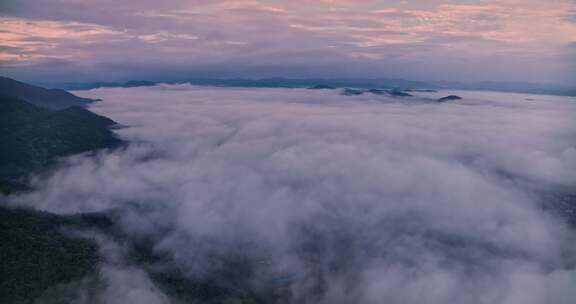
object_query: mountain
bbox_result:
[122,80,156,87]
[39,77,576,97]
[307,84,336,89]
[38,77,434,91]
[37,80,155,91]
[437,95,463,102]
[0,80,123,303]
[0,95,121,181]
[433,80,576,97]
[0,76,94,110]
[0,206,99,304]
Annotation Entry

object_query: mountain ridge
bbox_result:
[0,76,95,110]
[33,77,576,97]
[0,95,121,180]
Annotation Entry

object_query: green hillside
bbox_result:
[0,95,121,181]
[0,82,122,303]
[0,207,99,304]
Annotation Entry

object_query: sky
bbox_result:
[1,0,575,84]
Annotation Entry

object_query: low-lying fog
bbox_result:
[13,85,576,303]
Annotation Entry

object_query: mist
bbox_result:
[10,85,576,303]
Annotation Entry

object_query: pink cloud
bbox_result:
[0,0,574,83]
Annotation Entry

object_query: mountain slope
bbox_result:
[0,76,94,110]
[0,95,121,180]
[0,207,99,304]
[0,84,122,303]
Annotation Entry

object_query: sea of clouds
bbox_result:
[11,85,576,303]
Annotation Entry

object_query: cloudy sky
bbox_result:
[1,0,575,84]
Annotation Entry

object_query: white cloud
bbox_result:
[11,85,576,303]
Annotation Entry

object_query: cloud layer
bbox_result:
[10,85,576,303]
[1,0,575,84]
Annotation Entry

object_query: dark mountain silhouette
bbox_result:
[341,88,364,96]
[0,206,99,304]
[307,84,337,90]
[0,76,94,110]
[363,88,414,97]
[0,79,123,303]
[122,80,156,87]
[0,95,121,180]
[37,77,576,96]
[388,89,413,97]
[437,95,463,102]
[40,77,432,91]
